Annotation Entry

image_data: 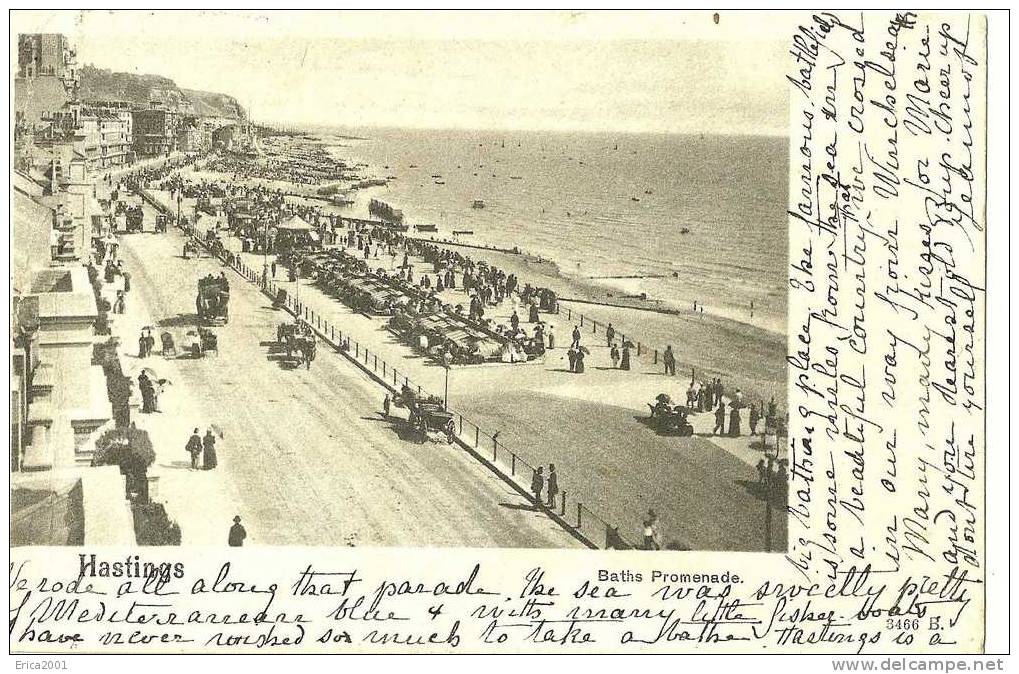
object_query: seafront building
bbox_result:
[132,105,179,157]
[11,31,244,545]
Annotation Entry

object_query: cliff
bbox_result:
[78,65,245,119]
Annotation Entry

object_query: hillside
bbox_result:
[78,64,245,119]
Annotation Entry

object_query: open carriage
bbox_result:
[647,394,694,437]
[196,276,230,325]
[276,322,316,368]
[182,327,218,358]
[394,387,456,444]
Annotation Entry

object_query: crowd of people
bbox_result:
[141,154,788,552]
[161,176,346,255]
[203,149,345,185]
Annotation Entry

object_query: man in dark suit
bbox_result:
[714,401,727,435]
[228,516,247,547]
[185,429,202,469]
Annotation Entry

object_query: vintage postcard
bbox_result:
[7,8,1000,661]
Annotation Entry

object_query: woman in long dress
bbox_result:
[729,404,742,437]
[620,345,631,370]
[202,430,218,470]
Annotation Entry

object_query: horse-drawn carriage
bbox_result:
[647,394,694,436]
[182,239,201,259]
[155,213,170,233]
[276,321,316,368]
[196,275,230,324]
[393,387,456,444]
[126,206,144,233]
[181,327,218,358]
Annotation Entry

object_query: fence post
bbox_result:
[475,427,479,447]
[373,354,377,371]
[560,491,566,516]
[654,349,658,364]
[577,503,583,529]
[637,341,642,356]
[356,343,359,358]
[458,415,463,435]
[511,454,516,475]
[493,439,497,461]
[580,315,584,327]
[592,321,596,334]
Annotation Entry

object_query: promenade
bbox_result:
[100,193,580,548]
[147,187,787,551]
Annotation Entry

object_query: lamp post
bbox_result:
[442,351,452,410]
[262,219,269,287]
[761,414,787,553]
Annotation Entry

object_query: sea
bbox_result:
[317,127,788,334]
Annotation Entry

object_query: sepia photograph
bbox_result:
[7,7,1002,660]
[11,11,791,554]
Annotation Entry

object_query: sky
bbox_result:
[13,10,792,135]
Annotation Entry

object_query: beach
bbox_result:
[187,127,786,407]
[323,127,789,335]
[142,138,790,550]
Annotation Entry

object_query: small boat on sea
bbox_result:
[680,227,690,234]
[431,174,442,178]
[415,224,438,233]
[510,176,523,180]
[453,229,474,235]
[630,196,640,202]
[471,199,486,209]
[434,180,446,185]
[409,164,418,168]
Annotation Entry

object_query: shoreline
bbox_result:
[321,132,787,336]
[186,143,788,407]
[404,232,786,340]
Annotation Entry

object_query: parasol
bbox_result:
[140,367,172,387]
